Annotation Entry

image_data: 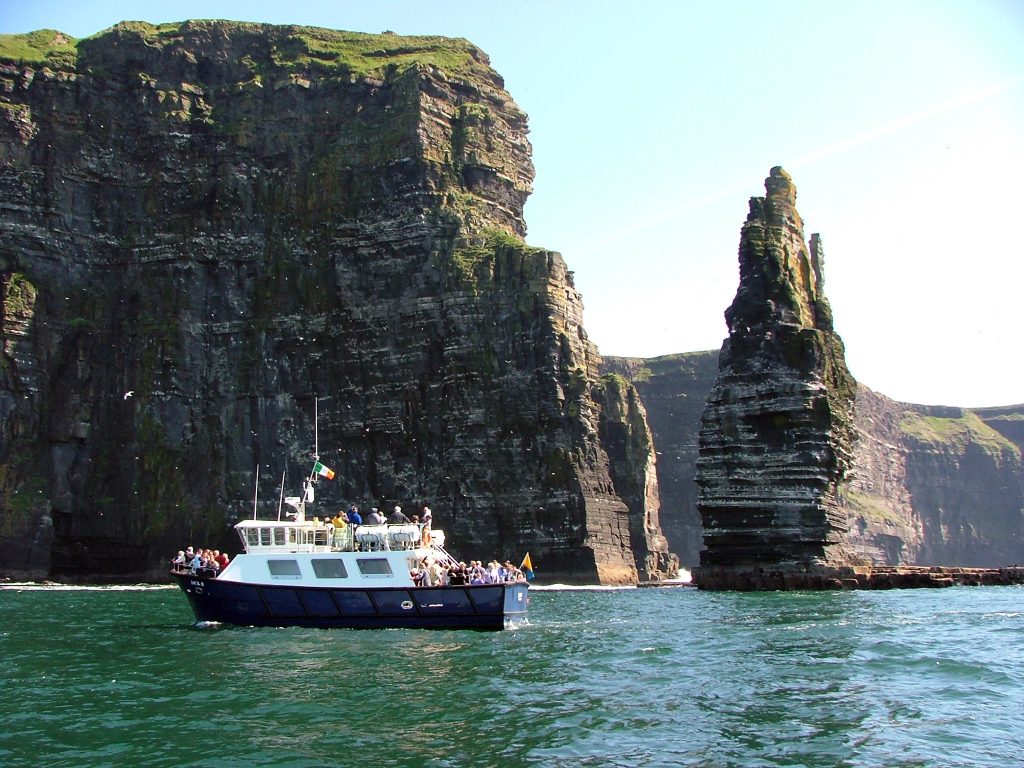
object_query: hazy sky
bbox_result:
[4,1,1023,406]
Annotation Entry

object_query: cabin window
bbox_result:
[311,559,348,579]
[244,529,260,547]
[267,559,302,578]
[273,527,287,546]
[356,558,393,576]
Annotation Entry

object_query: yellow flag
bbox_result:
[520,552,534,580]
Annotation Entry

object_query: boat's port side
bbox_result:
[173,573,523,630]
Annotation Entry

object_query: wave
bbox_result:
[0,582,176,592]
[530,584,638,591]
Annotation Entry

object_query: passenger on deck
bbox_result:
[172,551,186,568]
[420,505,433,544]
[346,505,362,526]
[429,558,446,586]
[389,505,410,524]
[332,512,347,528]
[216,551,229,571]
[366,507,385,525]
[419,556,433,586]
[448,563,467,585]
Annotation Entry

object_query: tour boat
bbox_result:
[170,473,529,630]
[171,515,529,630]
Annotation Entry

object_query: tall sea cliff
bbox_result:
[0,22,676,582]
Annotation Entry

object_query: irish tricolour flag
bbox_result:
[312,461,335,480]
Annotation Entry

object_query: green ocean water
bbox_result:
[0,583,1021,768]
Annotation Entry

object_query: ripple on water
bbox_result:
[0,585,1022,767]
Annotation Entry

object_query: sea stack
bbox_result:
[694,167,861,590]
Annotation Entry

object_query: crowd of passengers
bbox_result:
[411,558,528,586]
[171,547,228,577]
[313,504,433,549]
[321,504,429,531]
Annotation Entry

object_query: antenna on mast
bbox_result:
[314,397,319,459]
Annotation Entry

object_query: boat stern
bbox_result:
[504,582,530,628]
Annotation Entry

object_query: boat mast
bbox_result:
[276,469,286,521]
[297,397,319,522]
[252,463,260,520]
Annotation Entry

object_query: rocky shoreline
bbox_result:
[694,565,1024,591]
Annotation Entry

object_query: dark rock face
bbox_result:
[0,22,674,583]
[694,167,861,586]
[601,352,718,566]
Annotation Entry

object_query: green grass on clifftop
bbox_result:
[106,20,481,79]
[2,21,485,80]
[900,410,1019,458]
[0,29,78,67]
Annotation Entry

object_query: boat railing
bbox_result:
[236,519,441,555]
[353,524,423,552]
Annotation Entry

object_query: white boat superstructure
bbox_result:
[220,518,451,589]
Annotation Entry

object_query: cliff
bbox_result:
[606,350,1024,570]
[0,22,675,583]
[844,391,1024,566]
[601,352,717,566]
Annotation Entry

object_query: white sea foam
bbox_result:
[0,582,175,592]
[529,584,637,591]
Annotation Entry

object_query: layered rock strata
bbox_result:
[844,390,1024,566]
[694,167,861,589]
[0,22,674,582]
[605,351,1024,571]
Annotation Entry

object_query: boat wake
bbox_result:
[192,620,224,630]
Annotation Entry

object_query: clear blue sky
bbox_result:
[4,1,1023,406]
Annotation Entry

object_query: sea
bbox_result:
[0,583,1021,768]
